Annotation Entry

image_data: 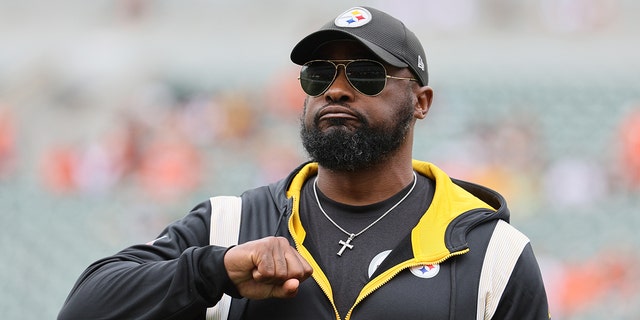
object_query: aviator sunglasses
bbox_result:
[299,59,418,96]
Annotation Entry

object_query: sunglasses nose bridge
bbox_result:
[332,62,348,81]
[327,62,353,92]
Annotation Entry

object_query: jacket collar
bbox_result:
[280,160,508,262]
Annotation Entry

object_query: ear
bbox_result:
[414,86,433,119]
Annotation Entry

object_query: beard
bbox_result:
[300,94,415,172]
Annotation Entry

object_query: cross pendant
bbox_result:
[337,234,355,256]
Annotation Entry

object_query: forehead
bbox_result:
[309,40,378,61]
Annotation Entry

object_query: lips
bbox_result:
[317,105,360,122]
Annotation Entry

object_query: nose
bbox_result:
[324,64,355,101]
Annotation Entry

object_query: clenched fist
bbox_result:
[224,237,313,299]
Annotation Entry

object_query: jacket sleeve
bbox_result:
[492,243,551,319]
[58,200,240,320]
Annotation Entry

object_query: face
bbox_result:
[299,40,426,172]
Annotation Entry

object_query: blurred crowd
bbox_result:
[4,71,307,201]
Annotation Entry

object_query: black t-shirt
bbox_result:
[299,172,435,318]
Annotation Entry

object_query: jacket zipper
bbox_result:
[312,272,342,320]
[289,232,342,319]
[344,249,469,320]
[287,197,343,320]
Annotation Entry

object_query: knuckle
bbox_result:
[275,236,290,246]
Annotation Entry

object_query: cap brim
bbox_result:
[291,29,408,68]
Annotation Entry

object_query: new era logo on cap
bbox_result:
[334,7,372,28]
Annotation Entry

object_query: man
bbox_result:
[59,6,550,320]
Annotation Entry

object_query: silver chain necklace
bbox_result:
[313,171,417,256]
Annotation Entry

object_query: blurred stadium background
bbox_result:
[1,0,639,319]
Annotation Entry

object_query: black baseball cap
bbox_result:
[291,6,428,86]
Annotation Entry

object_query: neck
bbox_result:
[316,157,415,206]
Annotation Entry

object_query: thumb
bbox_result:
[271,278,301,298]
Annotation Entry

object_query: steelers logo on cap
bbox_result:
[334,7,372,28]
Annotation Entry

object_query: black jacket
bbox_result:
[58,161,550,319]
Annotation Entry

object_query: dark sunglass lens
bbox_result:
[346,61,387,95]
[299,61,336,96]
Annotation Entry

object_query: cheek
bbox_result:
[376,91,412,115]
[378,90,415,122]
[301,97,316,125]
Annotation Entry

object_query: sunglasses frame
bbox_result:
[299,59,418,97]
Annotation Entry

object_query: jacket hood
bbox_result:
[410,160,508,262]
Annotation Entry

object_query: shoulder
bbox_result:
[479,220,532,280]
[477,220,549,318]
